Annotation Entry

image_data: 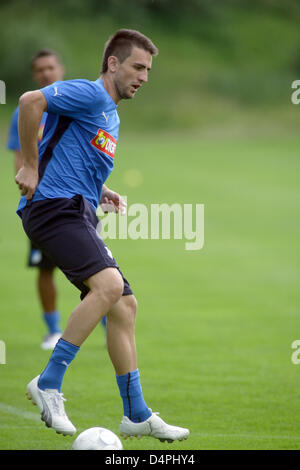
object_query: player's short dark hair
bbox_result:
[101,29,158,74]
[31,49,62,69]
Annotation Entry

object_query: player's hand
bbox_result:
[100,187,127,215]
[15,166,39,200]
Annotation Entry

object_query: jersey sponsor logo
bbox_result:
[90,128,117,159]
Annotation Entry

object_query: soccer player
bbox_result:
[7,49,65,350]
[16,29,189,442]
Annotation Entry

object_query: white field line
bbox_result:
[0,402,299,442]
[0,425,38,429]
[0,402,40,422]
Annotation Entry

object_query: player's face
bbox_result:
[32,56,65,88]
[113,47,152,100]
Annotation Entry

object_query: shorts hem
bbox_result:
[69,263,118,285]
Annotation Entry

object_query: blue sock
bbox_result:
[43,310,61,334]
[116,369,152,423]
[38,338,79,392]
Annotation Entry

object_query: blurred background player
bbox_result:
[7,49,65,350]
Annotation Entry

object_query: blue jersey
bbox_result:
[7,106,47,151]
[17,78,120,216]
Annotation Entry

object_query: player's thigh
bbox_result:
[22,195,133,300]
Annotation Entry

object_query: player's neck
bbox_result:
[100,74,120,104]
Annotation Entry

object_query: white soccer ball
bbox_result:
[72,427,123,450]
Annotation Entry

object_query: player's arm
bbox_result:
[100,184,127,214]
[14,150,23,175]
[15,90,47,200]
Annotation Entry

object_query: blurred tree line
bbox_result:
[1,0,300,133]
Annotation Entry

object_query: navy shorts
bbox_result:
[28,240,56,270]
[21,194,133,300]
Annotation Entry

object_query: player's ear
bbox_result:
[107,56,119,73]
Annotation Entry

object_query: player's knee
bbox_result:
[123,295,138,325]
[88,268,123,306]
[109,276,124,305]
[129,295,138,318]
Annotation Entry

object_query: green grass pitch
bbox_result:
[0,134,300,450]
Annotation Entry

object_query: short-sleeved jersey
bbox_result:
[17,78,120,217]
[7,106,47,151]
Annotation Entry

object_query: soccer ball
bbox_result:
[72,427,123,450]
